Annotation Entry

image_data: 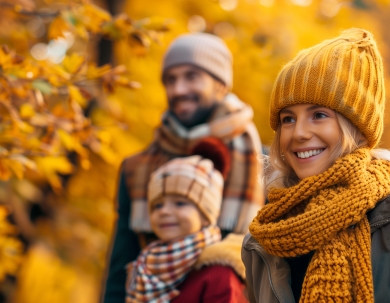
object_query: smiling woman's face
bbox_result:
[279,104,342,180]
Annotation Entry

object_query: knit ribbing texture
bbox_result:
[162,33,233,88]
[249,148,390,303]
[269,28,385,148]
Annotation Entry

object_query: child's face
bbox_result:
[150,195,208,242]
[279,103,341,180]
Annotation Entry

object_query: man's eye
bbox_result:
[164,76,175,85]
[186,72,198,80]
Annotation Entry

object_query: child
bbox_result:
[126,138,248,303]
[242,28,390,303]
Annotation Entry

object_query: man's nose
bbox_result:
[171,78,189,96]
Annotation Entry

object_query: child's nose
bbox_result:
[158,204,172,215]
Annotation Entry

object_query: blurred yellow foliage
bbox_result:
[0,206,23,282]
[13,244,98,303]
[1,0,390,303]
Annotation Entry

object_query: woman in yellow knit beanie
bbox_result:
[242,28,390,303]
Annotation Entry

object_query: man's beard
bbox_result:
[169,94,219,129]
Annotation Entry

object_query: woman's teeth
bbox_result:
[296,149,324,159]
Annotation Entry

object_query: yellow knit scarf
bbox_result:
[249,148,390,302]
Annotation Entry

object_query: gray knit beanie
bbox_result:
[162,33,233,88]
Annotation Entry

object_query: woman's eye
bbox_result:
[281,116,295,124]
[313,112,328,119]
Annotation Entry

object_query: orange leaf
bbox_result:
[48,17,70,40]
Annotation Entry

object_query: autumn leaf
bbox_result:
[101,65,141,93]
[0,159,12,180]
[77,3,112,33]
[101,13,132,39]
[0,234,23,282]
[62,53,85,74]
[34,157,74,192]
[86,63,111,79]
[19,104,35,119]
[48,16,70,40]
[68,85,87,107]
[32,80,52,95]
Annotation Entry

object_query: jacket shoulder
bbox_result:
[368,195,390,232]
[195,233,245,280]
[241,233,295,303]
[120,143,160,172]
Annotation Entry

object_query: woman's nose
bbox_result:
[293,119,313,141]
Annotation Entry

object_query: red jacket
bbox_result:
[172,265,248,303]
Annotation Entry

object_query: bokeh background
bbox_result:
[0,0,390,302]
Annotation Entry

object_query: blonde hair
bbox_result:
[263,112,390,191]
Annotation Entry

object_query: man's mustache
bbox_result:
[170,94,200,105]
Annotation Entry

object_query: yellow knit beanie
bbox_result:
[269,28,385,148]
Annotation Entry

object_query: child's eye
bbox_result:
[175,201,189,207]
[281,116,295,124]
[153,202,163,210]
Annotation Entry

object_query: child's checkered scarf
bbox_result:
[126,225,221,303]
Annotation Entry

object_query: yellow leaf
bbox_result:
[57,129,76,150]
[9,155,36,170]
[80,157,91,170]
[79,4,111,33]
[34,156,74,192]
[20,104,35,119]
[5,159,24,179]
[69,85,87,107]
[86,63,111,79]
[0,159,11,181]
[62,53,85,74]
[75,24,89,40]
[48,17,70,40]
[18,121,35,134]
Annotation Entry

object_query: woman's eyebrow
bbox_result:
[280,105,326,115]
[280,108,294,115]
[306,105,325,111]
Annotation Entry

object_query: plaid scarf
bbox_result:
[124,93,264,233]
[126,225,221,303]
